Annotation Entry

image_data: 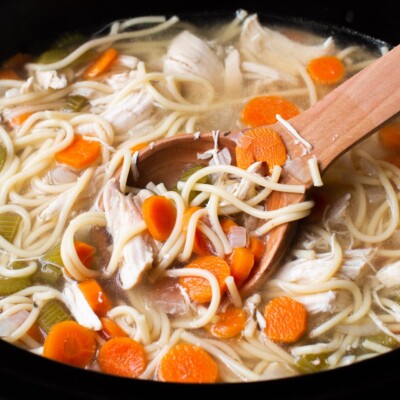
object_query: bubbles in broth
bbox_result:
[0,9,398,383]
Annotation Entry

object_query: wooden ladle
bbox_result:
[132,44,400,296]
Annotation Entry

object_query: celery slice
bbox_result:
[37,300,72,333]
[180,163,210,184]
[0,213,22,242]
[356,334,399,355]
[63,95,88,113]
[0,276,31,296]
[41,243,64,268]
[34,263,63,285]
[180,163,210,203]
[52,32,86,49]
[295,353,329,374]
[37,48,70,64]
[0,143,6,172]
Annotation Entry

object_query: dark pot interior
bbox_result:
[0,1,399,399]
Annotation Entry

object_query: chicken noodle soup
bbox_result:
[0,10,398,382]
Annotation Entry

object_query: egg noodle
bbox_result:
[0,9,398,382]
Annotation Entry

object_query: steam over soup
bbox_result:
[0,10,398,382]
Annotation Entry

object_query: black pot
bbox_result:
[0,1,399,399]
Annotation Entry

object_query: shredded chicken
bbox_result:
[102,90,154,133]
[376,260,400,288]
[102,179,155,289]
[35,70,68,90]
[164,30,225,90]
[240,14,335,75]
[63,282,102,330]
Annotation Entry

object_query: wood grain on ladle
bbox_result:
[132,44,400,296]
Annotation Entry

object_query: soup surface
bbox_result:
[0,10,399,383]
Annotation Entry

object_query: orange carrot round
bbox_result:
[142,195,177,242]
[74,240,95,268]
[55,135,101,170]
[179,255,231,303]
[220,217,238,234]
[43,320,97,368]
[207,306,247,339]
[158,343,218,383]
[241,95,300,127]
[249,236,265,263]
[235,126,288,170]
[99,317,128,340]
[307,56,345,85]
[229,247,255,286]
[379,121,400,149]
[98,337,147,378]
[182,207,214,255]
[263,296,307,343]
[78,279,112,317]
[83,47,118,80]
[8,112,32,128]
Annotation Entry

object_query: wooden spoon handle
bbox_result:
[288,44,400,171]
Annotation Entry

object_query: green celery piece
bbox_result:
[63,95,88,113]
[52,32,86,49]
[41,243,64,268]
[356,334,399,355]
[295,353,330,374]
[37,48,70,64]
[180,163,209,184]
[37,300,72,333]
[0,213,22,242]
[180,163,210,203]
[0,276,31,296]
[34,263,63,285]
[0,143,6,172]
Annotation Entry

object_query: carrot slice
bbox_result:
[249,236,265,263]
[206,306,247,339]
[142,195,177,242]
[55,135,101,170]
[307,56,345,85]
[8,112,32,128]
[98,337,147,378]
[99,317,128,340]
[78,279,112,317]
[83,48,118,79]
[263,296,307,343]
[2,52,32,69]
[229,247,254,287]
[0,69,21,80]
[179,255,231,304]
[27,322,44,344]
[130,142,149,153]
[182,207,214,256]
[75,240,95,268]
[241,95,300,127]
[43,320,97,367]
[235,126,287,170]
[220,217,238,234]
[158,343,218,383]
[379,121,400,150]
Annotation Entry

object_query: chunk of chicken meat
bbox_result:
[240,14,335,76]
[164,30,225,91]
[102,180,156,289]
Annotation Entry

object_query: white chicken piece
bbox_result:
[338,248,374,280]
[224,48,243,97]
[376,260,400,288]
[102,180,155,289]
[240,14,335,75]
[35,70,68,90]
[63,282,102,330]
[102,90,153,133]
[164,30,225,91]
[296,291,337,314]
